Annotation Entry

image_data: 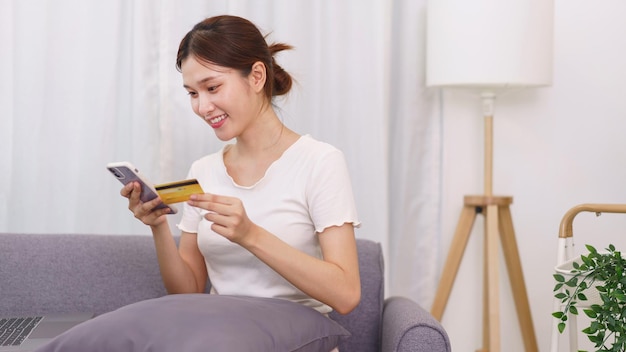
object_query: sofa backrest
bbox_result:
[0,234,384,351]
[0,234,167,316]
[330,239,384,352]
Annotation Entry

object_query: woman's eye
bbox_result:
[187,91,197,97]
[208,85,219,92]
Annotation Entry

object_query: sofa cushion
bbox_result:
[34,294,350,352]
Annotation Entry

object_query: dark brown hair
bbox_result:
[176,15,293,99]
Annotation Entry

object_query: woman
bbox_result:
[121,15,361,317]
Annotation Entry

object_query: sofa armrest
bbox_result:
[381,296,451,352]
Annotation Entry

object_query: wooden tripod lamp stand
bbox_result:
[425,0,554,351]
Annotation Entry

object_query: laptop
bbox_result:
[0,313,93,352]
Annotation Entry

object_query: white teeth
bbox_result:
[208,114,227,124]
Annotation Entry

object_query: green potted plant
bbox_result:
[553,244,626,352]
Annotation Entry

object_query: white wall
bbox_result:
[437,1,626,351]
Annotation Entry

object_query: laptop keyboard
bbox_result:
[0,316,43,346]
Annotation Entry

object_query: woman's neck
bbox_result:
[234,107,292,157]
[222,108,300,187]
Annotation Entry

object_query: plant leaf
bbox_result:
[584,309,597,318]
[582,325,597,334]
[581,255,594,267]
[552,312,564,320]
[614,293,626,301]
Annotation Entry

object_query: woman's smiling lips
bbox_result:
[206,113,228,128]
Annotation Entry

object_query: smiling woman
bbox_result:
[116,16,362,351]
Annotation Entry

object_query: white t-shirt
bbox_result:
[177,135,360,314]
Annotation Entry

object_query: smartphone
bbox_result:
[106,161,178,214]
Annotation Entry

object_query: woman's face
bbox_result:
[181,56,264,141]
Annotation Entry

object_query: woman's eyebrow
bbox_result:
[183,76,218,89]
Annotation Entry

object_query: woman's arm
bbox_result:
[122,182,208,294]
[151,226,208,294]
[245,222,361,315]
[188,193,361,314]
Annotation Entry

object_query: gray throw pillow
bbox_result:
[35,294,350,352]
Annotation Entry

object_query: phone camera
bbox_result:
[109,168,124,179]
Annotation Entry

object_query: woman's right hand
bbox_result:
[120,182,171,227]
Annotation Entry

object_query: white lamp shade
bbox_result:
[426,0,554,88]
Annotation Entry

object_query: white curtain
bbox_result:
[0,0,440,307]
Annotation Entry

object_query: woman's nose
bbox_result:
[197,94,214,116]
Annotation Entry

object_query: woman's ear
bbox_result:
[248,61,267,93]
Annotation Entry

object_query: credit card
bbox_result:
[155,179,204,204]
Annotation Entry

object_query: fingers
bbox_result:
[187,193,232,222]
[189,194,252,243]
[142,196,167,213]
[187,193,233,213]
[188,193,223,203]
[123,182,143,210]
[120,182,142,204]
[120,182,135,198]
[186,196,204,210]
[136,204,170,222]
[120,182,169,226]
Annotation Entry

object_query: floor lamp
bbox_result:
[425,1,554,351]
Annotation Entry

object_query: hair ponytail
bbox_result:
[268,43,293,96]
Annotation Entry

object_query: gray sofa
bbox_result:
[0,233,450,352]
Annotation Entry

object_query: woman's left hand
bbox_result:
[187,193,257,245]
